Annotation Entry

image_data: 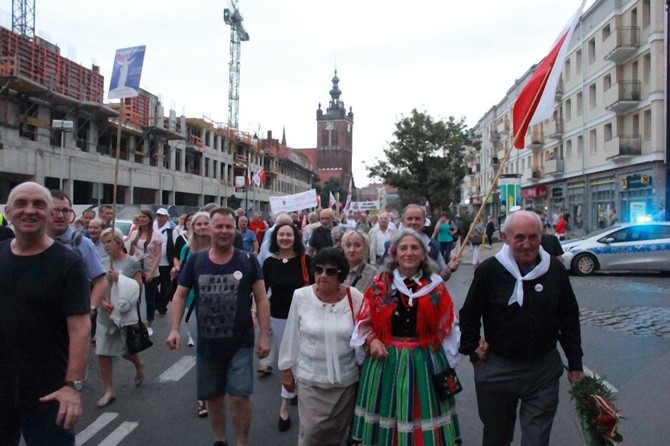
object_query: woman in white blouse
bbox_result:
[279,247,363,446]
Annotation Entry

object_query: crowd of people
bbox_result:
[0,181,585,446]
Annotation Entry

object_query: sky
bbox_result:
[1,0,594,187]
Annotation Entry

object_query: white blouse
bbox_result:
[278,285,363,388]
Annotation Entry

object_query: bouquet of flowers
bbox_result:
[570,375,623,445]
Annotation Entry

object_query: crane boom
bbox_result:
[12,0,36,38]
[223,1,249,131]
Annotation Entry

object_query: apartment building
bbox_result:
[0,27,315,215]
[463,0,665,233]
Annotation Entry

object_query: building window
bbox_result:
[588,38,596,64]
[603,74,612,91]
[565,98,572,121]
[642,0,650,29]
[643,54,651,83]
[576,49,582,73]
[565,59,571,81]
[566,139,573,159]
[589,83,597,110]
[589,129,597,155]
[604,123,613,141]
[643,110,652,141]
[577,92,583,116]
[602,24,611,41]
[577,135,584,158]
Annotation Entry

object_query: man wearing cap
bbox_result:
[155,208,177,317]
[459,210,583,445]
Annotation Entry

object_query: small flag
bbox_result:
[252,168,266,187]
[344,177,353,212]
[329,191,337,209]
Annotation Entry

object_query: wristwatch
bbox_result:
[64,380,84,391]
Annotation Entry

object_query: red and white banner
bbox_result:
[329,191,337,209]
[513,1,584,149]
[343,177,353,213]
[252,168,266,187]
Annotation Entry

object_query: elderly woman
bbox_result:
[128,209,162,335]
[279,247,363,446]
[260,222,315,431]
[330,225,346,249]
[351,229,462,445]
[342,230,377,293]
[95,228,145,408]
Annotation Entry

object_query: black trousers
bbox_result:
[156,265,172,314]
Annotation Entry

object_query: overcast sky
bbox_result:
[1,0,593,187]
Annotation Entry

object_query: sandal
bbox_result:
[197,400,208,418]
[257,366,273,377]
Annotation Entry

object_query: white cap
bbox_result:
[508,205,522,214]
[156,208,169,216]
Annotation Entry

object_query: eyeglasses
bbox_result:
[314,265,340,276]
[52,208,73,216]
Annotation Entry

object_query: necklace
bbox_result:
[314,285,342,305]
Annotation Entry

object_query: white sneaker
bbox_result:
[188,335,195,347]
[147,327,154,337]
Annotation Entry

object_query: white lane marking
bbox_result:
[76,412,118,444]
[97,421,139,446]
[157,355,196,383]
[583,366,618,394]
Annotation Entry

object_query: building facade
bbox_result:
[296,70,355,187]
[0,27,314,215]
[463,0,666,233]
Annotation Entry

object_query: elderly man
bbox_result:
[459,211,584,446]
[87,218,107,260]
[368,212,397,265]
[401,204,458,281]
[0,183,91,445]
[155,208,177,317]
[99,204,115,229]
[308,209,335,255]
[237,215,258,254]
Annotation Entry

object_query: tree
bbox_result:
[367,109,475,210]
[318,177,347,210]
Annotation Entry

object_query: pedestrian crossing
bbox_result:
[75,413,137,445]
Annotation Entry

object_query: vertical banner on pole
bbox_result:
[108,46,146,100]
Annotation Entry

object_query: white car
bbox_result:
[561,222,670,276]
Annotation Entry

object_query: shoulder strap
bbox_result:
[346,287,355,324]
[300,254,309,285]
[184,250,207,323]
[70,230,84,257]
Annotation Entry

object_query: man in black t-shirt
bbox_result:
[0,182,91,445]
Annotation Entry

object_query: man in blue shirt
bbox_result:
[237,215,258,254]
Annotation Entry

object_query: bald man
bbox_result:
[0,182,91,445]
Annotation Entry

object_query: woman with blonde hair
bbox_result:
[342,230,377,293]
[95,228,145,408]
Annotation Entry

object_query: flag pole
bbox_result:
[111,100,124,235]
[453,67,552,262]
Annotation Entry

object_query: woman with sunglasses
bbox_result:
[128,209,162,335]
[278,247,362,445]
[351,229,462,445]
[95,228,145,408]
[342,230,377,293]
[259,222,314,431]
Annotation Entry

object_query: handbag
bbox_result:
[431,366,463,401]
[470,232,483,245]
[124,300,153,355]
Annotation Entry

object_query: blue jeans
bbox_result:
[0,401,75,446]
[197,347,254,401]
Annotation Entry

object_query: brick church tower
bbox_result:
[315,70,354,186]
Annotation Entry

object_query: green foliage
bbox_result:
[367,109,476,209]
[318,177,346,209]
[570,376,624,445]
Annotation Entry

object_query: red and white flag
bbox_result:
[343,177,353,212]
[513,1,584,149]
[252,168,266,187]
[316,192,321,207]
[328,191,337,209]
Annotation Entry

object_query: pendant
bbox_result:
[282,258,289,264]
[394,311,400,316]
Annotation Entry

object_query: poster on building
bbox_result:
[269,189,318,215]
[108,45,146,99]
[499,183,521,208]
[629,201,646,222]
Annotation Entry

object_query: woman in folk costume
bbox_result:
[351,228,462,445]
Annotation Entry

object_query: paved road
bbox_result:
[49,243,669,445]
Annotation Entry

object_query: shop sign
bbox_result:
[621,174,652,190]
[521,185,548,199]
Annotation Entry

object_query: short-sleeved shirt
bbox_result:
[179,249,263,359]
[55,227,106,281]
[238,229,257,253]
[0,241,90,406]
[129,231,163,279]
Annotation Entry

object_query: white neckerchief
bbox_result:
[494,244,551,307]
[392,270,442,307]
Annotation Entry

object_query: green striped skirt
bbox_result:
[352,340,461,446]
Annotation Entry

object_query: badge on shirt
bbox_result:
[535,283,544,293]
[233,271,243,280]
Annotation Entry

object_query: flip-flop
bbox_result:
[257,366,273,376]
[197,401,208,418]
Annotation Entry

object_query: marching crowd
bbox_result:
[0,181,584,446]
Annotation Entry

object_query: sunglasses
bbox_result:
[314,265,340,276]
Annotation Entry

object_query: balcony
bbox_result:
[491,157,501,172]
[544,158,564,175]
[605,81,641,114]
[605,134,641,161]
[603,26,640,64]
[545,119,564,140]
[265,166,279,178]
[528,128,544,151]
[554,86,563,102]
[234,154,248,168]
[489,131,501,144]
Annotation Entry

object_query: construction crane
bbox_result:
[12,0,36,38]
[223,1,249,131]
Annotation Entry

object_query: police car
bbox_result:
[561,221,670,276]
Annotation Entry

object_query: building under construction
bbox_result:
[0,26,315,214]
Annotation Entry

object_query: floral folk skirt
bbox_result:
[352,340,460,446]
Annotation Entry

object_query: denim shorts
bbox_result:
[196,347,253,401]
